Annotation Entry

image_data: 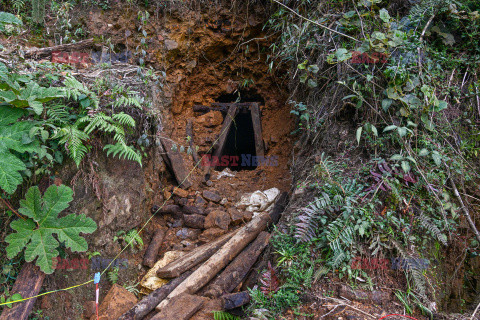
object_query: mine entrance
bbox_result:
[218,108,257,171]
[209,102,264,172]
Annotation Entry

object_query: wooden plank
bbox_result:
[143,229,166,268]
[193,105,228,113]
[211,104,238,162]
[156,231,238,278]
[0,263,45,320]
[117,271,192,320]
[160,138,192,189]
[269,191,289,227]
[151,294,205,320]
[155,210,272,311]
[186,119,201,167]
[250,102,264,158]
[204,231,271,298]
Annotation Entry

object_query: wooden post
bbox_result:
[250,102,264,158]
[186,119,201,167]
[143,229,166,268]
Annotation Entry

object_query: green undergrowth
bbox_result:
[250,0,480,318]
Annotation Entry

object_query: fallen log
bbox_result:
[156,230,238,278]
[143,229,166,268]
[221,291,251,310]
[155,210,272,311]
[150,294,206,320]
[0,263,45,320]
[117,270,192,320]
[269,191,289,227]
[186,119,201,167]
[25,38,94,59]
[204,231,270,297]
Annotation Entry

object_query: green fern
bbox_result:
[52,124,90,167]
[212,311,240,320]
[418,211,448,245]
[107,267,119,284]
[104,142,142,165]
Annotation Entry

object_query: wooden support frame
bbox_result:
[202,101,265,180]
[160,137,192,189]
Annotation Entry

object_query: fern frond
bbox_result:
[418,211,448,245]
[52,125,90,166]
[212,311,240,320]
[46,105,70,125]
[112,112,136,128]
[104,143,142,166]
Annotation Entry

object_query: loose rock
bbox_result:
[91,284,137,320]
[176,228,201,240]
[203,190,221,203]
[199,228,226,242]
[184,214,205,229]
[204,210,231,230]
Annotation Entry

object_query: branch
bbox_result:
[271,0,360,42]
[448,175,480,244]
[0,197,26,220]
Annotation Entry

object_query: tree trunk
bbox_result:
[0,263,45,320]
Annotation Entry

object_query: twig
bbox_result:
[417,14,435,79]
[0,197,26,220]
[471,301,480,320]
[448,173,480,244]
[321,296,376,318]
[271,0,360,42]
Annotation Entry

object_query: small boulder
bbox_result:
[184,214,205,229]
[204,210,231,230]
[91,284,137,320]
[183,205,205,215]
[176,228,201,240]
[227,207,244,225]
[173,188,189,198]
[195,111,223,127]
[202,190,222,203]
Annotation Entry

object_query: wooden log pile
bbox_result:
[117,192,289,320]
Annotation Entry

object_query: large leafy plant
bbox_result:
[5,184,97,274]
[0,106,39,194]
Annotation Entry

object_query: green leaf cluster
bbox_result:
[5,185,97,274]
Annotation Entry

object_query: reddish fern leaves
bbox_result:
[260,261,280,296]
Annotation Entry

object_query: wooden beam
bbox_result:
[155,210,272,311]
[203,231,271,298]
[117,271,192,320]
[0,263,45,320]
[156,231,238,278]
[160,138,192,189]
[250,102,265,158]
[212,104,238,162]
[143,229,166,268]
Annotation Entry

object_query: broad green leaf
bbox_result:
[0,12,22,26]
[0,151,26,194]
[383,125,397,132]
[432,151,442,166]
[418,148,429,156]
[371,125,378,136]
[356,127,363,144]
[336,48,352,62]
[6,185,97,274]
[401,161,411,173]
[379,8,390,22]
[397,126,407,137]
[382,99,392,111]
[307,64,319,73]
[390,154,403,161]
